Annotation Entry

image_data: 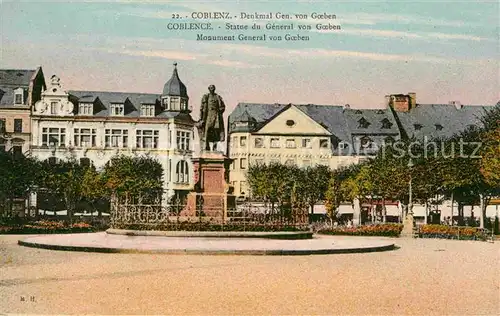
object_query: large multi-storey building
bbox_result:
[227,93,496,199]
[31,64,195,201]
[0,68,46,154]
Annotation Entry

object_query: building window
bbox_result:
[176,160,189,183]
[170,97,180,111]
[110,103,124,116]
[0,119,5,133]
[240,181,247,195]
[414,124,423,131]
[79,103,93,115]
[14,91,23,105]
[105,129,128,148]
[141,104,155,117]
[74,128,97,147]
[254,159,265,165]
[360,136,372,148]
[42,128,66,147]
[136,130,159,148]
[339,142,349,150]
[50,102,57,114]
[176,131,190,150]
[254,137,263,148]
[12,145,23,156]
[240,158,247,169]
[48,157,58,165]
[285,159,295,166]
[79,157,91,167]
[358,117,370,128]
[13,119,22,133]
[240,136,247,147]
[270,138,280,148]
[286,139,296,148]
[381,118,393,129]
[320,139,329,148]
[302,138,311,148]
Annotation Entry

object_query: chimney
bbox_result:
[449,100,463,109]
[408,92,416,110]
[385,95,391,107]
[344,104,351,109]
[388,94,411,112]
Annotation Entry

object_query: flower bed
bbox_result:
[0,220,96,234]
[418,224,488,241]
[112,222,309,232]
[317,224,403,237]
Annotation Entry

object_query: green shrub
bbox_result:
[317,224,403,237]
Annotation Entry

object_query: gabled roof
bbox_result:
[396,104,491,139]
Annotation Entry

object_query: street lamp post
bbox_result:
[401,158,415,238]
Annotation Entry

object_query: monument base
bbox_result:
[180,152,234,220]
[401,214,415,238]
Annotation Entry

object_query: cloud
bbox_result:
[315,28,494,42]
[120,49,200,60]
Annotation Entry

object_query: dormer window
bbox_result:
[141,104,155,117]
[358,117,370,128]
[14,88,24,105]
[360,136,373,148]
[355,110,363,114]
[381,118,393,129]
[110,103,124,116]
[435,124,443,131]
[180,99,188,111]
[414,124,423,131]
[79,103,93,115]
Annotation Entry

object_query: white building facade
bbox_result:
[31,65,196,202]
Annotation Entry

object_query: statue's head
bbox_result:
[208,85,216,93]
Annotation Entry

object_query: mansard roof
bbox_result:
[0,69,36,87]
[395,104,492,140]
[68,90,194,121]
[343,108,400,135]
[0,69,37,106]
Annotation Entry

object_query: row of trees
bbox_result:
[247,104,499,228]
[0,153,164,223]
[327,104,500,228]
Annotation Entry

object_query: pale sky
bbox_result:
[1,0,498,118]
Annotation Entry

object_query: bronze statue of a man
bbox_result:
[197,85,226,151]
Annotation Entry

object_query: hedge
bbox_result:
[317,224,403,237]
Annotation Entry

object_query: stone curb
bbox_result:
[106,229,313,240]
[18,240,396,256]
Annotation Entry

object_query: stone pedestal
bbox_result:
[401,214,415,238]
[181,151,234,219]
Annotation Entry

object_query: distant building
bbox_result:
[0,68,46,155]
[227,93,496,198]
[31,64,195,202]
[227,103,401,196]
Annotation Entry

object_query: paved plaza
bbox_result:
[1,234,499,315]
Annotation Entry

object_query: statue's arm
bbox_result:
[219,96,226,114]
[200,94,207,122]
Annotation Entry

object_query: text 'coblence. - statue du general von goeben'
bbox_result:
[196,84,226,152]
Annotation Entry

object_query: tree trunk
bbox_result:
[479,194,485,229]
[382,198,386,223]
[424,200,428,224]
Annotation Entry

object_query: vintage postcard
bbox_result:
[0,0,499,315]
